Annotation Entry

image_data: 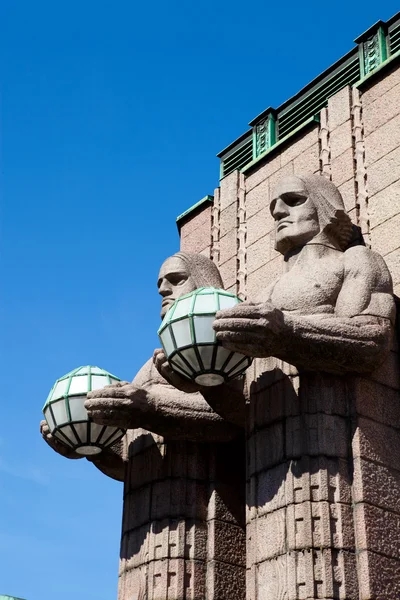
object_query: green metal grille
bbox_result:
[277,53,359,139]
[220,133,252,178]
[389,22,400,55]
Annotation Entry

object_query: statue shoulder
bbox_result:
[343,245,393,292]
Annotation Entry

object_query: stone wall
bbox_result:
[179,61,400,599]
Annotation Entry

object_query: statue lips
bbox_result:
[277,220,292,231]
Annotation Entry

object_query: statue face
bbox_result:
[158,256,196,318]
[270,176,320,254]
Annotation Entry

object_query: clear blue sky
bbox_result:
[0,2,398,598]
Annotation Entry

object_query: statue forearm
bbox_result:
[140,384,242,442]
[275,313,393,374]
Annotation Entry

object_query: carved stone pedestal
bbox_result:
[246,354,400,600]
[118,429,246,600]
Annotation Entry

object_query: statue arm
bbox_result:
[215,247,395,374]
[139,380,242,441]
[85,359,242,443]
[40,419,127,482]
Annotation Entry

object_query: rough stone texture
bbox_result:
[180,207,212,255]
[363,81,400,136]
[327,86,352,130]
[368,179,400,228]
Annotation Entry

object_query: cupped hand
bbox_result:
[153,348,201,393]
[40,419,82,459]
[213,301,284,357]
[85,381,149,429]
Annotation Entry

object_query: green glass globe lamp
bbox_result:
[43,366,125,456]
[158,287,252,386]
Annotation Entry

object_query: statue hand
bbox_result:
[153,348,201,393]
[213,301,284,357]
[40,419,83,460]
[85,381,149,429]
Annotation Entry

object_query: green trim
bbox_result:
[241,115,320,176]
[354,48,400,89]
[176,195,214,230]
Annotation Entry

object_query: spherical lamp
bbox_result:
[158,287,252,386]
[43,366,125,456]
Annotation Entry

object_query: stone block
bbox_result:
[365,111,400,167]
[220,202,237,238]
[358,549,400,599]
[219,228,237,265]
[368,179,400,229]
[368,147,400,197]
[363,81,400,136]
[330,119,353,160]
[268,161,295,196]
[285,501,354,552]
[180,205,212,239]
[354,503,400,560]
[352,456,400,514]
[245,178,269,218]
[255,510,287,561]
[220,170,239,210]
[352,376,400,426]
[181,226,211,254]
[209,520,246,567]
[293,142,320,174]
[219,256,236,289]
[255,549,358,600]
[251,375,300,430]
[199,246,211,258]
[338,178,357,212]
[361,63,400,106]
[246,207,274,247]
[247,233,274,274]
[207,559,245,599]
[299,373,349,416]
[249,422,284,475]
[370,209,400,256]
[255,463,288,516]
[327,86,352,130]
[246,256,283,301]
[285,413,348,459]
[245,154,281,192]
[125,485,152,529]
[280,127,320,167]
[331,147,354,187]
[352,417,400,471]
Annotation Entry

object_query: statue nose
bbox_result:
[273,198,289,219]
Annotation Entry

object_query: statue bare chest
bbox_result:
[266,256,344,314]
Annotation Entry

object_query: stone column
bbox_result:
[118,429,246,600]
[246,360,360,599]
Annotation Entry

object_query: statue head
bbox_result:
[158,251,223,318]
[270,174,353,255]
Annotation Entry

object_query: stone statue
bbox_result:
[207,173,396,599]
[41,251,246,600]
[213,174,395,373]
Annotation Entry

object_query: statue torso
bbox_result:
[263,249,345,315]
